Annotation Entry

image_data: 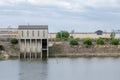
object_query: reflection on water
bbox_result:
[0,57,120,80]
[19,59,48,80]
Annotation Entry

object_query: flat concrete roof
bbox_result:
[18,25,48,29]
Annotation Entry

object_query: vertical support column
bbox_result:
[37,40,39,58]
[24,39,26,59]
[30,39,31,59]
[47,30,49,58]
[47,38,49,57]
[41,39,42,58]
[35,39,37,59]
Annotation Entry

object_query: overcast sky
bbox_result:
[0,0,120,32]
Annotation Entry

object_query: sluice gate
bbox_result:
[18,25,48,59]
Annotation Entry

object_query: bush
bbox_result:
[10,38,18,44]
[69,38,78,45]
[111,38,119,45]
[75,38,80,41]
[84,38,92,45]
[96,37,104,45]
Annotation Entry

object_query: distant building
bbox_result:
[115,33,120,39]
[0,28,18,40]
[114,30,120,39]
[95,30,103,35]
[18,25,48,59]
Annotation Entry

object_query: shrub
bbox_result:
[75,38,80,41]
[10,38,18,44]
[111,38,119,45]
[69,38,78,45]
[84,38,92,45]
[96,37,104,45]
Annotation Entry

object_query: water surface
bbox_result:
[0,57,120,80]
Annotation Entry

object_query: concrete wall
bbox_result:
[48,33,111,39]
[19,29,48,39]
[115,34,120,39]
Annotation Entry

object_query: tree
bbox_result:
[96,37,104,45]
[10,38,18,44]
[84,38,92,45]
[69,38,79,45]
[56,31,70,40]
[111,38,119,45]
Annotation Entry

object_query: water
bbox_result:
[0,57,120,80]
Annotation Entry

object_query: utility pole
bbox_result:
[71,30,74,38]
[61,31,62,41]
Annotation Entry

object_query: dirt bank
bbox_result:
[0,41,19,59]
[49,42,120,57]
[1,41,120,59]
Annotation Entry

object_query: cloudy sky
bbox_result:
[0,0,120,32]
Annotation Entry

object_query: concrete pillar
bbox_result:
[41,39,42,58]
[47,38,49,57]
[47,30,49,57]
[30,39,31,59]
[35,39,37,59]
[24,39,26,59]
[38,39,40,58]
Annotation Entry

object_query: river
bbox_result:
[0,57,120,80]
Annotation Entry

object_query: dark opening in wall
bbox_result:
[42,39,47,49]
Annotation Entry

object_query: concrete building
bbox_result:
[0,28,18,40]
[114,30,120,39]
[115,33,120,39]
[18,25,48,59]
[95,30,103,35]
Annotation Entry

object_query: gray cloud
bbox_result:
[0,0,120,32]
